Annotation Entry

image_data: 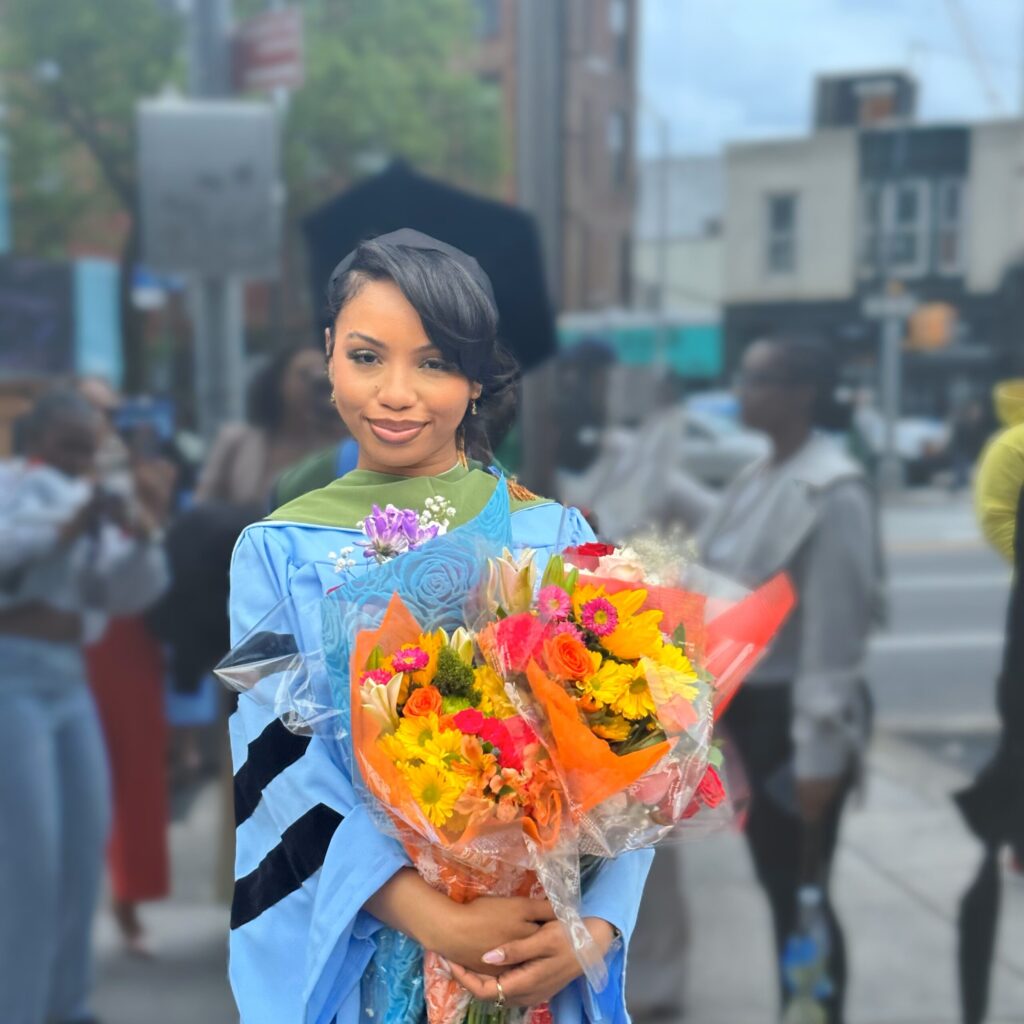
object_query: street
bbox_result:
[91,489,1021,1024]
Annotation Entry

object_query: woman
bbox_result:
[227,229,651,1023]
[694,338,882,1024]
[196,342,344,509]
[77,377,177,957]
[0,389,168,1024]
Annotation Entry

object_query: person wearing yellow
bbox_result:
[974,380,1024,564]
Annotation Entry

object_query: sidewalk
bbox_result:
[92,729,1024,1023]
[680,731,1024,1024]
[92,780,235,1023]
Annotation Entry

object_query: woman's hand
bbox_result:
[427,895,557,977]
[364,868,555,976]
[447,917,617,1007]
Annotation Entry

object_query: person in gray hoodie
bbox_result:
[694,338,882,1024]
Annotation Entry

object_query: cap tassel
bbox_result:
[506,477,539,502]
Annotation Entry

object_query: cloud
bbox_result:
[639,0,1021,156]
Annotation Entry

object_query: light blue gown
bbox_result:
[226,470,652,1024]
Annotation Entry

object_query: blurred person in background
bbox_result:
[949,397,990,493]
[955,380,1024,1024]
[0,389,168,1024]
[77,377,178,957]
[690,338,882,1024]
[196,344,345,509]
[955,488,1024,1024]
[973,380,1024,565]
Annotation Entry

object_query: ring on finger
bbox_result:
[494,977,506,1008]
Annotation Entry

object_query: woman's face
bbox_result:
[327,278,482,477]
[281,348,331,420]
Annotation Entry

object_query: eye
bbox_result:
[422,357,455,372]
[347,349,379,366]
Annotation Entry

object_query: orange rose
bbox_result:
[543,632,594,681]
[404,684,442,718]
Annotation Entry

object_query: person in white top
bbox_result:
[0,389,168,1024]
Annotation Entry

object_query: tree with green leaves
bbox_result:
[1,0,504,391]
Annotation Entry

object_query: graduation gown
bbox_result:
[226,463,653,1024]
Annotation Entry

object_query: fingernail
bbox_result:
[482,949,505,965]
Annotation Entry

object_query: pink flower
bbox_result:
[453,708,485,735]
[580,597,618,637]
[360,668,393,687]
[391,645,430,672]
[538,585,571,620]
[549,621,584,643]
[490,613,546,674]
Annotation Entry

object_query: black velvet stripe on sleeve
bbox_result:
[234,719,312,827]
[230,803,344,929]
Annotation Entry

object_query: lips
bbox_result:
[367,418,427,444]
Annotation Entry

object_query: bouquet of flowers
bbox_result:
[351,592,600,1024]
[478,540,795,856]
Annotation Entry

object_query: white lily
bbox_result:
[485,548,537,615]
[447,626,476,664]
[360,672,403,734]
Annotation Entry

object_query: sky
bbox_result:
[638,0,1024,156]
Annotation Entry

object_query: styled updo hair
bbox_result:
[769,337,852,432]
[325,238,519,463]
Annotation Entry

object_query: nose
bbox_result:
[375,364,417,411]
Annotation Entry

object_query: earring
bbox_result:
[471,399,478,416]
[330,390,336,404]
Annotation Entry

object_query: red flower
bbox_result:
[573,542,615,558]
[479,717,511,752]
[499,717,538,772]
[696,765,726,808]
[453,708,485,735]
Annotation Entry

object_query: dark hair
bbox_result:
[325,238,519,463]
[767,338,852,432]
[20,388,96,449]
[247,344,319,431]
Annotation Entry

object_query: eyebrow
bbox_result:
[344,331,441,355]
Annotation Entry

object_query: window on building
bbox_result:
[610,0,629,67]
[858,179,933,278]
[934,178,965,275]
[887,179,928,276]
[608,110,628,188]
[473,0,501,40]
[764,193,798,274]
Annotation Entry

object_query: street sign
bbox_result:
[137,97,281,278]
[862,292,917,320]
[233,8,304,93]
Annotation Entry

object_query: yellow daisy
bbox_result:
[403,762,461,827]
[611,669,657,721]
[653,641,696,676]
[393,714,463,769]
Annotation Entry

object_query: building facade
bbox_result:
[723,72,1024,414]
[471,0,638,312]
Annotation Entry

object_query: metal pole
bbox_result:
[879,311,904,491]
[188,0,245,440]
[656,114,670,367]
